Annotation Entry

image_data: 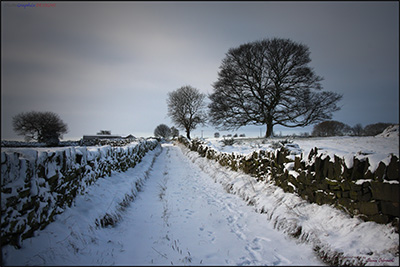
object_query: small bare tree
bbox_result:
[167,85,207,139]
[13,111,68,145]
[170,126,179,139]
[154,124,171,139]
[352,123,364,136]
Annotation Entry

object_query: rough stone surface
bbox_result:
[371,182,399,202]
[386,155,399,181]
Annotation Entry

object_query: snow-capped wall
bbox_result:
[181,137,399,229]
[1,139,159,248]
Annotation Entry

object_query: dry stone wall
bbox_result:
[180,137,399,229]
[1,139,159,248]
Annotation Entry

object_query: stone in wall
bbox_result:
[370,182,399,203]
[386,155,399,181]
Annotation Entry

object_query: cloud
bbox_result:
[1,2,398,139]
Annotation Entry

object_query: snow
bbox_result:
[2,145,162,265]
[202,127,399,173]
[182,144,399,266]
[376,124,399,138]
[355,179,373,185]
[344,153,355,169]
[2,144,322,266]
[2,143,398,266]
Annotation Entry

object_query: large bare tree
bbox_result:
[167,85,206,139]
[13,111,68,145]
[208,38,342,138]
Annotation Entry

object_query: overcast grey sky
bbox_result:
[1,1,399,140]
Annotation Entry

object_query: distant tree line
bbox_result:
[214,132,246,138]
[312,121,394,137]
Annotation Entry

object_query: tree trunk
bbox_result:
[186,130,191,140]
[265,124,273,138]
[265,116,274,138]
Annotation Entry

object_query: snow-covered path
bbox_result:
[3,143,323,265]
[109,143,323,265]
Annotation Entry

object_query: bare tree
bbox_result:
[208,38,342,138]
[312,120,352,137]
[170,126,179,139]
[167,85,207,139]
[352,123,364,136]
[12,111,68,145]
[154,124,171,139]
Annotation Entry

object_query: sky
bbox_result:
[1,1,399,140]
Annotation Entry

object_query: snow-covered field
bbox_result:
[2,143,398,266]
[203,125,399,172]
